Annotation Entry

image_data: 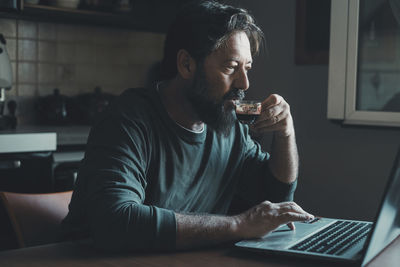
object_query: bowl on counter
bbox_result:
[35,88,70,125]
[35,87,116,126]
[68,86,116,125]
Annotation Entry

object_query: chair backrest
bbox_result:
[0,191,72,248]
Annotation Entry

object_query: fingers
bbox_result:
[253,94,293,136]
[253,109,288,132]
[277,201,306,214]
[287,222,296,230]
[276,202,313,221]
[262,101,284,116]
[259,99,286,123]
[279,211,314,223]
[236,201,313,239]
[266,201,314,225]
[262,94,282,109]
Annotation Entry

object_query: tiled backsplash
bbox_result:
[0,18,165,123]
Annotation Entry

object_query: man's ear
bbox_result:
[176,49,196,79]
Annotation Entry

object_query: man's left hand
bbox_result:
[252,94,294,138]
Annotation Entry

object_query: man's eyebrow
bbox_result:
[223,58,253,64]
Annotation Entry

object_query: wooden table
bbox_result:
[0,236,399,267]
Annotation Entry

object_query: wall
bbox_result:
[0,19,165,123]
[236,0,400,220]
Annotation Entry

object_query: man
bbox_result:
[61,1,313,251]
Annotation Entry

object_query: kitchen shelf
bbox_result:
[1,0,182,33]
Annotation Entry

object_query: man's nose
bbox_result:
[234,69,250,91]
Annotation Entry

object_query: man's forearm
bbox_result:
[175,213,239,249]
[269,131,299,184]
[254,95,299,184]
[175,200,314,250]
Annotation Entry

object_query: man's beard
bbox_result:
[185,67,245,137]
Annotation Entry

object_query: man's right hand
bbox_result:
[175,201,313,249]
[232,201,314,239]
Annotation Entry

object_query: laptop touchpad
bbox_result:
[236,218,336,250]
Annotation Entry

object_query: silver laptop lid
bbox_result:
[362,147,400,266]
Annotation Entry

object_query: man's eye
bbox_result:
[225,66,236,72]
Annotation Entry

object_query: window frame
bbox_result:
[327,0,400,127]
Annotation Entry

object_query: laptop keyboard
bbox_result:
[289,220,372,255]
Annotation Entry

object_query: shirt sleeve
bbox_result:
[233,125,297,211]
[76,109,176,252]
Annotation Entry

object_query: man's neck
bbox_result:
[158,79,204,132]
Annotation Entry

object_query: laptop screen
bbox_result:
[362,148,400,266]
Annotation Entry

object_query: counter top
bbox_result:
[20,125,91,146]
[0,132,56,153]
[0,125,91,153]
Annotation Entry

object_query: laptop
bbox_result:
[235,147,400,266]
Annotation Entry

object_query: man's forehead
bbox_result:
[212,32,252,62]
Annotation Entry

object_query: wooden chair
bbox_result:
[0,191,72,248]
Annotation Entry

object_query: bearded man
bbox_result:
[62,0,313,251]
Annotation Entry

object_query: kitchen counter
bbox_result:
[0,131,56,154]
[16,125,91,146]
[0,125,90,193]
[0,124,91,153]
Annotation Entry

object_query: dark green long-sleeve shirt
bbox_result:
[61,87,297,251]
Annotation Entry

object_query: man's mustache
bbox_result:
[223,89,245,101]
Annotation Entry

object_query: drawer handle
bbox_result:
[0,160,21,170]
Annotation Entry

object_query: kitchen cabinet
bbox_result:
[0,151,54,193]
[0,130,56,193]
[0,0,184,33]
[0,126,88,193]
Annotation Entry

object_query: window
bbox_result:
[328,0,400,127]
